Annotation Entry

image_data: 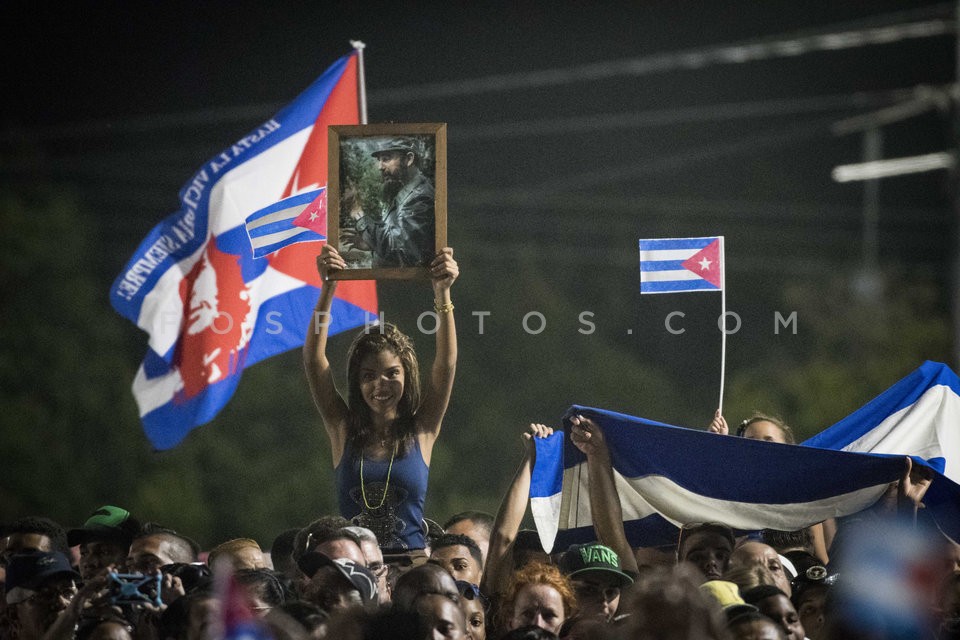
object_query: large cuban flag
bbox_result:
[110,53,377,450]
[530,361,960,553]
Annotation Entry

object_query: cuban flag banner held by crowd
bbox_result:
[530,361,960,553]
[110,52,377,450]
[639,236,723,294]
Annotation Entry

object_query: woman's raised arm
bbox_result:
[303,244,350,465]
[415,247,458,456]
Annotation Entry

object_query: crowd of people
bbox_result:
[5,246,960,640]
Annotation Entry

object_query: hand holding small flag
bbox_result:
[707,410,729,435]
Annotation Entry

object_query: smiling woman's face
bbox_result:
[358,350,405,416]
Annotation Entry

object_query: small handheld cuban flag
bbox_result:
[639,236,723,294]
[639,235,728,410]
[244,188,327,258]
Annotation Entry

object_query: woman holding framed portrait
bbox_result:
[303,243,458,567]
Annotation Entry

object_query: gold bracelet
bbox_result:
[434,301,454,314]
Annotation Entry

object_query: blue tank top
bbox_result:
[336,437,429,551]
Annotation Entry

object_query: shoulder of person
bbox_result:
[407,173,435,195]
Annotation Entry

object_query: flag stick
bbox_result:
[350,40,369,125]
[718,236,727,414]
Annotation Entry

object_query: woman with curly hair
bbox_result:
[304,243,458,564]
[496,562,577,637]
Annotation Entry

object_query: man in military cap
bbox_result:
[349,136,435,268]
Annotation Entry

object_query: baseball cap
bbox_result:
[676,522,736,560]
[67,505,141,547]
[558,543,633,588]
[700,580,759,623]
[371,137,416,158]
[5,551,80,604]
[297,552,377,605]
[790,564,836,607]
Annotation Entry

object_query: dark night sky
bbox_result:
[2,0,957,430]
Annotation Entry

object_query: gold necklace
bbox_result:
[360,440,398,510]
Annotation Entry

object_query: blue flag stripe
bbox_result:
[246,190,320,221]
[639,260,686,272]
[640,279,719,293]
[639,237,715,251]
[249,216,312,238]
[250,230,325,259]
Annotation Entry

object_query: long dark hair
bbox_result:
[345,323,421,455]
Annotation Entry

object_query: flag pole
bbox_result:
[350,40,369,125]
[718,236,727,415]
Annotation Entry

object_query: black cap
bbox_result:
[297,552,377,605]
[5,552,80,604]
[371,137,416,158]
[67,505,140,547]
[558,543,633,588]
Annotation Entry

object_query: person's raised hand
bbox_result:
[708,409,729,435]
[899,456,934,511]
[430,247,459,295]
[569,414,608,458]
[522,423,554,461]
[317,243,346,281]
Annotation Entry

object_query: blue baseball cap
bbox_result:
[5,551,79,604]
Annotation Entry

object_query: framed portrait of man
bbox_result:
[326,122,447,280]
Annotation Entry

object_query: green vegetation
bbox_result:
[0,186,952,548]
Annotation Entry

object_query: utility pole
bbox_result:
[832,83,958,349]
[953,0,959,369]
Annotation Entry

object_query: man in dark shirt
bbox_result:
[350,137,435,268]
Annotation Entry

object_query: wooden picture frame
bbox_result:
[327,123,447,280]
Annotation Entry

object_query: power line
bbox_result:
[4,86,929,150]
[511,118,836,196]
[453,88,928,141]
[373,9,956,103]
[2,8,953,142]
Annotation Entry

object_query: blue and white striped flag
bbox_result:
[639,236,723,294]
[530,362,960,553]
[244,188,326,259]
[804,361,960,484]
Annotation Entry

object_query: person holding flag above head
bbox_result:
[304,243,458,569]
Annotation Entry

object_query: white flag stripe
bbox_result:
[536,466,891,554]
[251,226,311,250]
[529,494,563,554]
[840,384,960,484]
[246,205,305,230]
[212,130,311,237]
[639,249,701,261]
[640,270,701,283]
[560,468,890,531]
[623,474,886,531]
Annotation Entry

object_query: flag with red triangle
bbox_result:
[111,52,378,450]
[638,236,724,294]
